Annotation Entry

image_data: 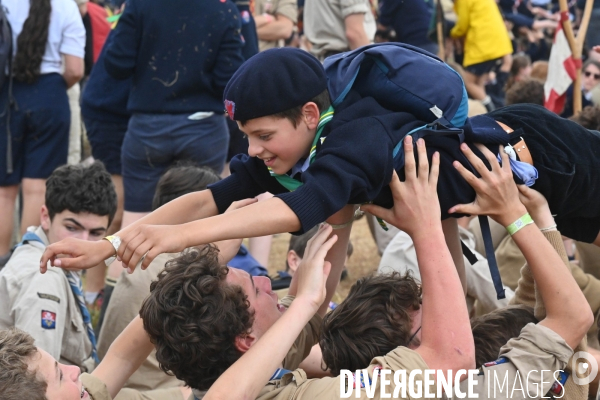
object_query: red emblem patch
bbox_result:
[224,100,236,120]
[41,310,56,329]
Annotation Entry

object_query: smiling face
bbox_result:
[40,206,109,245]
[238,102,320,175]
[226,267,285,340]
[30,348,89,400]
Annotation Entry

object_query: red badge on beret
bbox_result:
[225,100,236,120]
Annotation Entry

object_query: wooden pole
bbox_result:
[558,0,594,115]
[436,0,445,60]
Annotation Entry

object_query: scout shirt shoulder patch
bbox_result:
[41,310,57,329]
[38,292,60,303]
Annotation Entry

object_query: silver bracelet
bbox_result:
[539,224,557,232]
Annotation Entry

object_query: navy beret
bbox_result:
[223,48,327,121]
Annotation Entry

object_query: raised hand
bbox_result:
[448,143,527,227]
[293,224,338,311]
[360,136,440,239]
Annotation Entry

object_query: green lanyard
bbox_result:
[268,105,388,231]
[268,106,334,191]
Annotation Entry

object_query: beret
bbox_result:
[223,48,327,121]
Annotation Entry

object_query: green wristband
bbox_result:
[506,213,534,236]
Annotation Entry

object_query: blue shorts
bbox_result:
[464,58,501,77]
[0,73,70,185]
[83,116,128,175]
[122,112,229,212]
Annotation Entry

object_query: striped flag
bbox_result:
[544,12,581,114]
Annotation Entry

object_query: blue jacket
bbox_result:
[81,30,131,123]
[104,0,245,114]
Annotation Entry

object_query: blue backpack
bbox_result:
[324,43,469,129]
[324,44,507,300]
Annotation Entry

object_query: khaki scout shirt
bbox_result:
[0,226,94,370]
[257,347,430,399]
[458,323,573,399]
[82,373,112,400]
[255,0,297,51]
[97,253,185,394]
[303,0,375,59]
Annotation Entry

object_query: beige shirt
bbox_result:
[255,0,297,51]
[303,0,375,59]
[0,226,94,371]
[257,346,430,399]
[82,373,112,400]
[97,253,184,394]
[459,323,573,399]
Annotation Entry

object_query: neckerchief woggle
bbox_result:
[268,106,389,230]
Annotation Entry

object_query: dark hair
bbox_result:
[152,163,220,210]
[505,54,531,91]
[471,305,538,367]
[570,105,600,131]
[13,0,52,83]
[320,272,422,375]
[45,161,117,226]
[0,329,47,400]
[505,79,544,106]
[286,225,353,270]
[140,245,254,391]
[239,89,331,128]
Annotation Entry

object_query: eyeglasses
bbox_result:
[584,71,600,80]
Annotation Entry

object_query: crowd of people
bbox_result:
[1,0,600,399]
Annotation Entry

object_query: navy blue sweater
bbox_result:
[104,0,245,114]
[81,30,131,123]
[209,95,600,243]
[378,0,434,48]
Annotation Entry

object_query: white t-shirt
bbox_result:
[4,0,85,75]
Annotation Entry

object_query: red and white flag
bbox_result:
[544,12,580,114]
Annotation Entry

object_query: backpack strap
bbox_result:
[479,215,506,300]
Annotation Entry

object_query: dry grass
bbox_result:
[265,217,381,303]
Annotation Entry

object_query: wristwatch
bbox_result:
[102,235,122,266]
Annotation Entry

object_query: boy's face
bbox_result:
[40,206,109,245]
[226,267,285,340]
[238,115,315,175]
[30,347,90,400]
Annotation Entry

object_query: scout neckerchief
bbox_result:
[267,105,389,230]
[268,106,334,191]
[17,231,99,363]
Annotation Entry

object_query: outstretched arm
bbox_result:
[450,143,594,350]
[92,317,154,399]
[362,136,475,378]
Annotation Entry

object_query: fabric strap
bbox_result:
[479,215,506,300]
[66,271,100,363]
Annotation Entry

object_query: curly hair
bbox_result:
[13,0,52,83]
[320,272,422,375]
[45,161,117,226]
[140,245,255,391]
[505,79,544,106]
[471,305,538,367]
[570,105,600,131]
[0,329,47,400]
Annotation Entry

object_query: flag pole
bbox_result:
[436,0,445,60]
[573,0,595,115]
[557,0,581,113]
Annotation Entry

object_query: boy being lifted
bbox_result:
[40,47,600,274]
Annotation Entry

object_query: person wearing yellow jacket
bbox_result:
[450,0,513,111]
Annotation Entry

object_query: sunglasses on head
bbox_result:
[584,70,600,80]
